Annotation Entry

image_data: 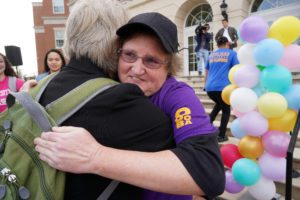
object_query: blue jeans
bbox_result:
[196,49,209,73]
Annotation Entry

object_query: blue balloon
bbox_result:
[232,158,261,186]
[254,38,284,66]
[281,84,300,109]
[252,83,266,98]
[230,118,247,139]
[260,65,292,93]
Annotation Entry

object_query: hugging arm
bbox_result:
[34,126,205,196]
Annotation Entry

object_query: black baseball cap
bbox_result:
[116,12,179,53]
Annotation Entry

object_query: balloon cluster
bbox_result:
[220,16,300,200]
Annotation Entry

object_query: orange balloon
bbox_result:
[238,136,264,159]
[222,84,238,105]
[268,109,297,132]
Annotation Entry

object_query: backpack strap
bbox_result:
[28,72,59,101]
[6,91,53,132]
[45,78,118,125]
[96,180,120,200]
[8,76,17,92]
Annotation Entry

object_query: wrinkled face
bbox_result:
[47,52,63,73]
[0,55,6,75]
[118,34,170,97]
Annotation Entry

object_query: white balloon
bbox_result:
[230,87,258,113]
[237,44,257,66]
[248,175,276,200]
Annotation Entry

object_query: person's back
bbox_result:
[205,44,238,92]
[204,36,239,142]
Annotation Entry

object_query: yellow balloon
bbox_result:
[268,109,297,132]
[221,84,238,105]
[228,64,241,85]
[238,136,264,159]
[257,92,287,118]
[268,16,300,46]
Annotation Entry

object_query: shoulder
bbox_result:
[161,77,194,97]
[162,77,199,109]
[229,26,237,31]
[36,72,49,81]
[108,83,144,98]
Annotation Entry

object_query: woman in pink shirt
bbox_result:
[0,53,24,113]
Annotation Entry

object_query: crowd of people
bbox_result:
[0,0,244,199]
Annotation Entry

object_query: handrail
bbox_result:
[286,110,300,200]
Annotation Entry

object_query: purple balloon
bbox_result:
[240,111,269,136]
[239,16,269,43]
[262,130,290,157]
[225,170,245,193]
[233,64,261,88]
[258,152,286,181]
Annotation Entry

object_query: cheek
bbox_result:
[118,61,130,79]
[149,72,167,90]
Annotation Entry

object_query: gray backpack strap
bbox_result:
[8,76,17,92]
[6,92,53,132]
[97,180,120,200]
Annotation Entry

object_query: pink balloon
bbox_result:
[240,111,269,136]
[232,109,246,118]
[262,130,290,157]
[277,44,300,71]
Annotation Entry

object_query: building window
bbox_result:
[251,0,300,12]
[54,30,65,48]
[185,4,212,27]
[52,0,64,14]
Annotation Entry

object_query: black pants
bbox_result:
[207,91,231,137]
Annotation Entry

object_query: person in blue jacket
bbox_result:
[204,36,239,142]
[194,24,211,75]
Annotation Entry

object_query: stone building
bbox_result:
[32,0,300,75]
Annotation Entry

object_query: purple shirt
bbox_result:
[143,76,217,200]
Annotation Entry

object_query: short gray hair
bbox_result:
[63,0,128,74]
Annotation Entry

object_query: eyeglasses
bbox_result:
[118,49,168,69]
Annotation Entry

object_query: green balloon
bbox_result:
[256,65,266,71]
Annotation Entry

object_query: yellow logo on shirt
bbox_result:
[175,107,192,129]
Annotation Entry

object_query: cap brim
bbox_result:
[116,23,173,53]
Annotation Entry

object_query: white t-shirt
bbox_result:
[223,28,232,43]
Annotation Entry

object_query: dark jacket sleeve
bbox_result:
[215,29,223,43]
[171,131,225,199]
[229,27,238,43]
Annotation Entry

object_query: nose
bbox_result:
[131,58,146,75]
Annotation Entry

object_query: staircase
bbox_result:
[176,72,300,200]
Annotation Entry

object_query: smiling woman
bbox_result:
[0,0,39,77]
[0,53,24,113]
